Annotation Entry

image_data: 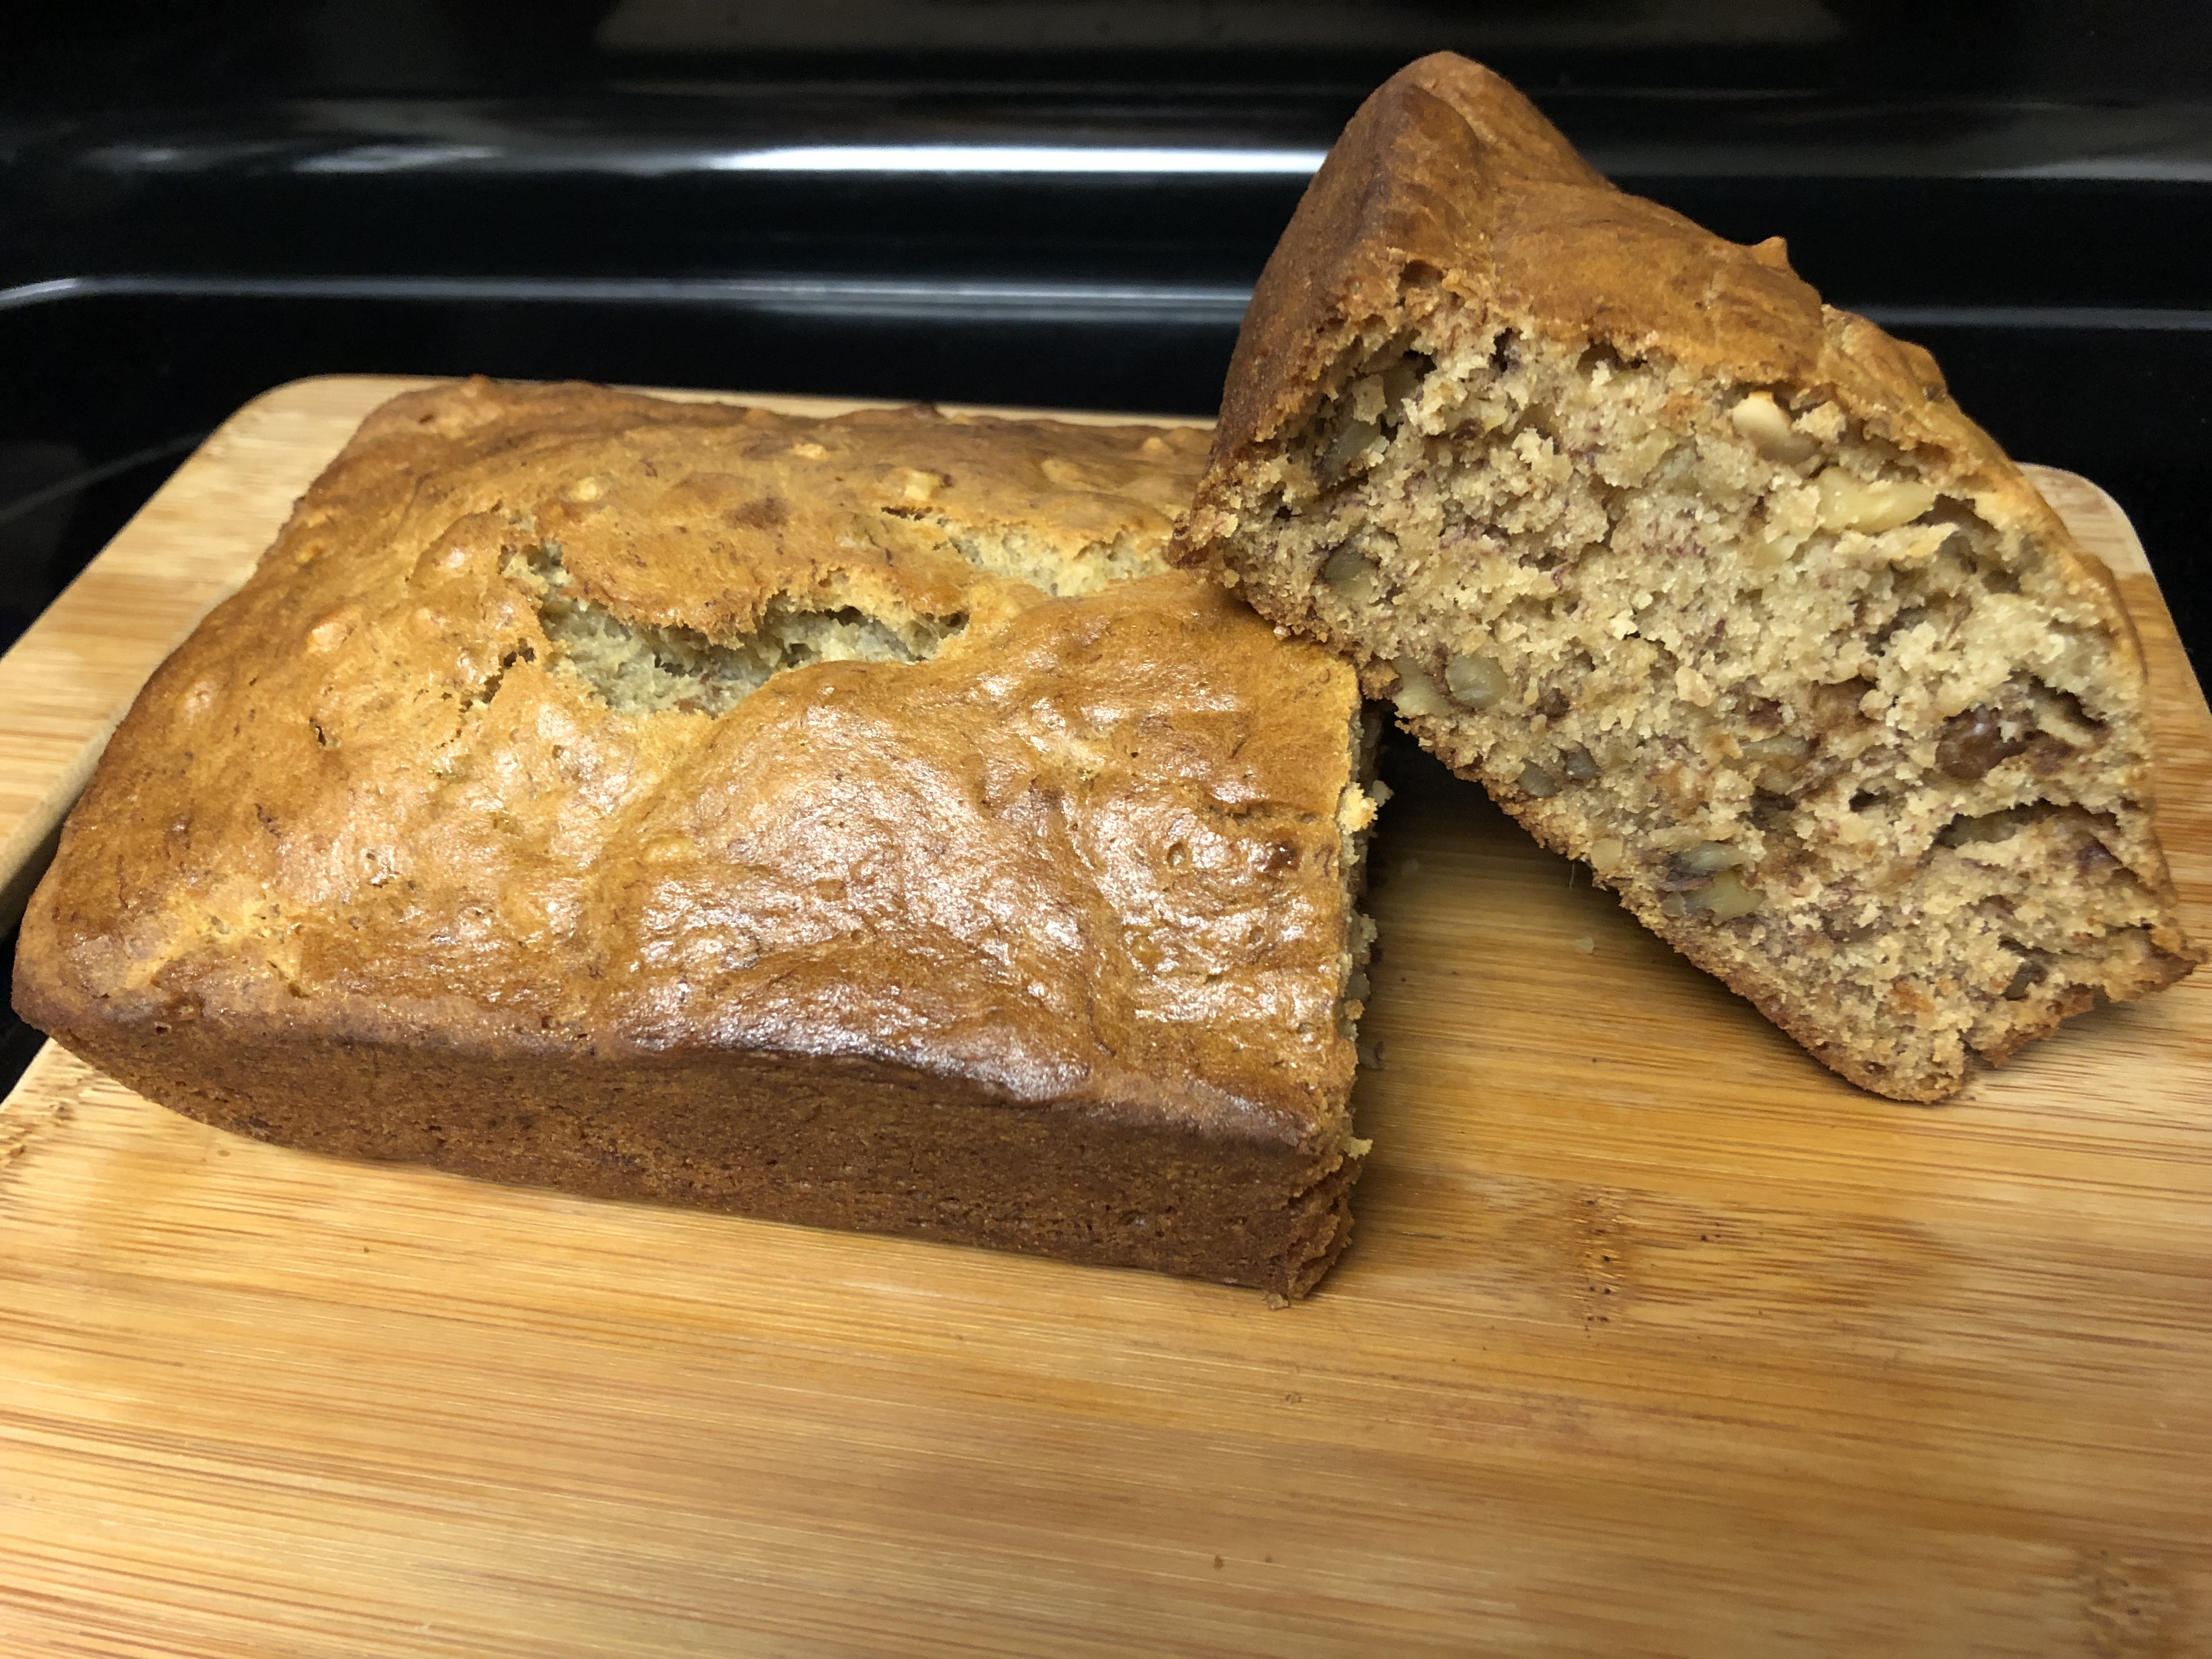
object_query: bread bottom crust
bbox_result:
[42,1020,1362,1299]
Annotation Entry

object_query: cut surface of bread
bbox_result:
[15,379,1378,1295]
[1172,54,2196,1101]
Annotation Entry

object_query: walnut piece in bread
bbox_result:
[1171,54,2195,1101]
[14,379,1379,1296]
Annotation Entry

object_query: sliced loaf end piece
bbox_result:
[1172,52,2198,1101]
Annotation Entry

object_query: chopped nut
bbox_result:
[2003,958,2047,1000]
[1671,841,1744,878]
[1746,539,1787,570]
[1738,733,1811,769]
[1321,416,1382,482]
[1738,732,1813,795]
[1392,657,1454,719]
[1588,836,1626,871]
[1380,358,1425,423]
[1519,761,1561,798]
[1730,392,1818,465]
[1323,544,1385,608]
[1560,743,1599,782]
[1444,651,1509,709]
[1746,517,1805,568]
[1815,466,1938,535]
[1701,872,1763,921]
[1936,706,2029,781]
[1665,870,1760,920]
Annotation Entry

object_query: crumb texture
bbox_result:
[1176,53,2194,1099]
[16,379,1371,1294]
[510,540,962,717]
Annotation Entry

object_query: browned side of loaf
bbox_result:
[12,999,1355,1297]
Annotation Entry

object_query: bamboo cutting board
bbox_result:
[2,377,2207,1659]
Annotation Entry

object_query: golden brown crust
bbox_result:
[15,379,1370,1294]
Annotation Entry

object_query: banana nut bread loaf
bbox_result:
[1171,53,2196,1101]
[14,378,1381,1296]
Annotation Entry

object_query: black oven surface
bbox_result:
[4,5,2209,654]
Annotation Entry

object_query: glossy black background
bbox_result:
[3,2,2209,1084]
[5,2,2209,651]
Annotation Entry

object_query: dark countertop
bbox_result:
[3,4,2208,658]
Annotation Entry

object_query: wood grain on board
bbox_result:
[1,377,2206,1659]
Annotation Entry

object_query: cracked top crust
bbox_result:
[17,379,1367,1152]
